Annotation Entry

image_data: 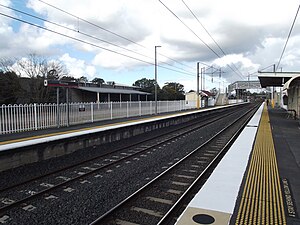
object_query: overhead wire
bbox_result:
[158,0,232,84]
[0,12,196,76]
[159,0,245,80]
[0,4,150,59]
[5,4,197,76]
[2,1,224,85]
[0,4,200,77]
[157,0,223,77]
[24,0,218,77]
[276,3,300,71]
[37,0,145,49]
[181,0,244,79]
[158,0,221,58]
[36,0,207,72]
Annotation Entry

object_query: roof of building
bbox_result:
[77,86,151,95]
[186,90,214,97]
[201,90,214,97]
[45,79,150,95]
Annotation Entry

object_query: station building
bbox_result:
[70,82,151,102]
[185,90,215,107]
[45,80,151,103]
[258,72,300,118]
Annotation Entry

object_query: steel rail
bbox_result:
[89,104,259,224]
[156,104,259,225]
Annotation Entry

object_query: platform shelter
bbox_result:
[258,72,300,115]
[283,75,300,118]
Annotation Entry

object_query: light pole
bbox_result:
[155,45,161,114]
[196,62,200,109]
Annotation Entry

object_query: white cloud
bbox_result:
[214,54,259,69]
[1,0,300,90]
[59,53,96,79]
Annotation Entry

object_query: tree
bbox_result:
[8,53,68,80]
[78,76,88,83]
[133,78,155,89]
[60,75,77,81]
[0,71,23,104]
[0,57,14,73]
[133,78,159,100]
[0,53,70,103]
[15,53,47,78]
[161,82,185,100]
[47,60,69,80]
[92,77,105,85]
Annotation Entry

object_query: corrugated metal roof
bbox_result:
[78,86,151,95]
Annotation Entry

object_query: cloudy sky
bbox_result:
[0,0,300,91]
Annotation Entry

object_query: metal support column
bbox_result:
[56,87,60,128]
[66,88,69,127]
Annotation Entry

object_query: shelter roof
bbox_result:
[45,79,150,95]
[258,72,299,88]
[78,86,151,95]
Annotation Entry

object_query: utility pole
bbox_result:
[154,45,161,114]
[272,64,275,107]
[219,68,222,93]
[200,67,203,90]
[203,67,205,91]
[196,62,200,109]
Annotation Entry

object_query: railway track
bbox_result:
[0,106,242,193]
[89,104,259,225]
[0,103,259,224]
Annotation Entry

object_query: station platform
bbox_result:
[1,104,250,172]
[0,107,217,152]
[176,104,300,225]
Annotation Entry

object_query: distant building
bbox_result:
[228,80,262,94]
[45,80,151,103]
[185,90,215,107]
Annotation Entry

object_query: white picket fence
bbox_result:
[0,100,196,134]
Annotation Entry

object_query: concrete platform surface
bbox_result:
[269,107,300,225]
[176,105,300,225]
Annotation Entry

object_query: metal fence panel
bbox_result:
[0,100,196,134]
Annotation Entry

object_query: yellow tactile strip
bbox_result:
[235,106,286,225]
